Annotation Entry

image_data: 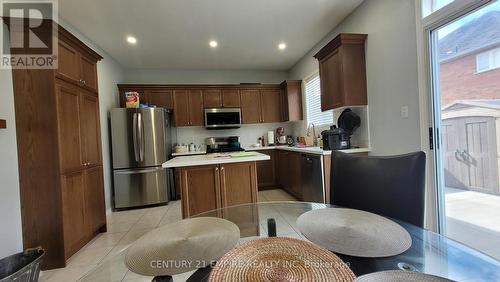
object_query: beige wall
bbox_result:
[289,0,421,155]
[0,23,23,258]
[122,69,288,84]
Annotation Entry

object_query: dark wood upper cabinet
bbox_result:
[241,89,262,124]
[203,89,222,108]
[260,89,282,123]
[80,91,102,167]
[314,33,367,111]
[222,89,240,107]
[55,82,83,173]
[172,89,204,126]
[148,89,173,109]
[173,90,190,126]
[188,89,204,126]
[79,55,98,92]
[57,37,99,93]
[57,41,80,83]
[280,80,303,121]
[117,84,297,126]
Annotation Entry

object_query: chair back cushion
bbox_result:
[331,151,426,227]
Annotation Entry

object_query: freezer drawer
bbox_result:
[113,166,168,209]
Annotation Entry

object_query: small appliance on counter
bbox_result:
[321,126,350,150]
[267,131,275,146]
[276,127,287,145]
[322,108,361,150]
[206,136,245,153]
[286,135,295,146]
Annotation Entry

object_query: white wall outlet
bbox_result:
[401,106,409,119]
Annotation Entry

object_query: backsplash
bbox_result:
[174,122,296,149]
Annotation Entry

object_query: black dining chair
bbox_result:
[330,151,426,228]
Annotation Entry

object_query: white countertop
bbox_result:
[163,152,270,168]
[172,150,206,156]
[244,146,371,155]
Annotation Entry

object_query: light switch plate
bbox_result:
[401,106,409,119]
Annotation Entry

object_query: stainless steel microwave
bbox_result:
[204,108,242,129]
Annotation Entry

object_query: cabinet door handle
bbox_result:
[215,167,219,171]
[83,80,86,85]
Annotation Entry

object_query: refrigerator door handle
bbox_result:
[138,112,144,162]
[115,167,164,175]
[132,112,140,162]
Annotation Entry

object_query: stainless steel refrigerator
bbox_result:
[110,108,172,209]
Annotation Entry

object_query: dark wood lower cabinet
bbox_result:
[274,151,303,200]
[61,171,87,258]
[178,165,221,218]
[85,166,106,234]
[177,162,258,218]
[288,152,303,199]
[61,166,106,259]
[220,162,258,207]
[255,150,276,189]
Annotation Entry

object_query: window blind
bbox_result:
[305,74,333,126]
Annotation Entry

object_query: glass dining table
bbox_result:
[82,202,500,282]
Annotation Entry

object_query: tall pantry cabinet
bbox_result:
[8,20,106,269]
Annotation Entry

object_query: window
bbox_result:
[422,0,455,18]
[476,47,500,73]
[305,73,333,126]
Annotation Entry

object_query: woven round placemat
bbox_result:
[355,270,454,282]
[297,208,412,257]
[209,237,355,282]
[126,217,240,276]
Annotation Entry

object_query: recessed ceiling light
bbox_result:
[126,36,137,44]
[278,43,287,50]
[209,40,218,48]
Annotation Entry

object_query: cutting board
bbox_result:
[229,152,257,158]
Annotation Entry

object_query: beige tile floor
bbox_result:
[40,189,297,282]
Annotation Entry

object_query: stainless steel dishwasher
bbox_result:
[301,154,324,203]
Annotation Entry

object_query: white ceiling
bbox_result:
[59,0,363,70]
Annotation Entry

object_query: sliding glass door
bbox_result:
[429,0,500,260]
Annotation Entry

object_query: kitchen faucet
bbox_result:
[307,123,318,146]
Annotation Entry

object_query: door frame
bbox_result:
[415,0,495,232]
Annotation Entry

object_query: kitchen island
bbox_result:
[163,152,270,218]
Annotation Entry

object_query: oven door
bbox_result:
[205,108,241,129]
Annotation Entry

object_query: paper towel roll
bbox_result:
[267,131,275,146]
